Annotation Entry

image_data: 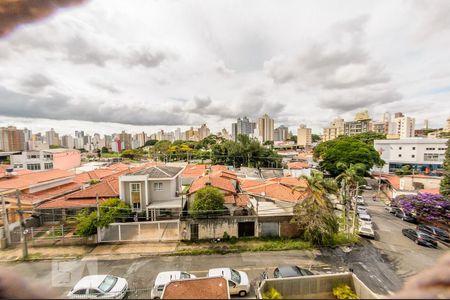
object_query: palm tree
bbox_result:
[291,170,339,245]
[336,162,366,233]
[294,170,338,209]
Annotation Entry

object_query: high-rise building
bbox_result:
[274,125,289,142]
[135,132,147,148]
[198,124,210,140]
[174,128,182,141]
[116,131,132,149]
[297,124,312,147]
[394,112,415,138]
[344,111,372,136]
[61,135,75,149]
[323,117,345,141]
[257,114,274,143]
[218,128,232,140]
[45,128,60,146]
[231,116,256,141]
[0,126,25,151]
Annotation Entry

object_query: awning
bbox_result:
[147,199,183,209]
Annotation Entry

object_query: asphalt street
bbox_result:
[0,186,447,299]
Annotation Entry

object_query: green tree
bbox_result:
[440,139,450,196]
[351,132,386,145]
[49,144,62,149]
[101,146,109,153]
[395,164,413,176]
[74,198,131,236]
[144,139,158,147]
[189,186,225,218]
[312,134,321,143]
[313,136,383,177]
[120,149,143,160]
[291,171,339,245]
[289,135,297,143]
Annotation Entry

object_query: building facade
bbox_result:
[0,126,25,152]
[297,125,312,147]
[322,118,345,142]
[393,113,415,138]
[10,149,81,171]
[257,114,274,143]
[231,116,256,141]
[374,138,447,174]
[274,125,289,142]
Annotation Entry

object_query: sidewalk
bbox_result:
[0,245,93,261]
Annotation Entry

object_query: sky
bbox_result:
[0,0,450,136]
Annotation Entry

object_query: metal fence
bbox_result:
[8,225,92,246]
[98,220,180,243]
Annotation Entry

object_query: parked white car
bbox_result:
[359,224,375,239]
[68,275,128,299]
[356,196,365,206]
[208,268,250,297]
[358,213,372,225]
[151,271,196,299]
[356,207,368,215]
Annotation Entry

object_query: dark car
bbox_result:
[273,266,314,278]
[390,207,401,215]
[394,210,418,223]
[402,228,438,248]
[417,225,450,243]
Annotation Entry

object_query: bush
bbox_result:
[262,287,283,299]
[229,236,238,244]
[332,284,357,299]
[222,231,230,241]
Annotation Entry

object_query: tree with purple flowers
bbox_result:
[394,193,450,224]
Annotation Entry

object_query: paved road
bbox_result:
[361,188,447,279]
[1,185,446,299]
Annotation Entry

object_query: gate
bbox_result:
[238,221,255,237]
[261,222,279,237]
[98,220,180,243]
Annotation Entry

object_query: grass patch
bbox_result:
[328,233,360,247]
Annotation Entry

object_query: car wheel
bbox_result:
[239,291,247,297]
[415,240,419,245]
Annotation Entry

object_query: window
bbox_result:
[44,163,53,169]
[13,164,23,168]
[73,289,87,295]
[88,289,102,295]
[154,182,163,191]
[411,155,415,158]
[426,147,436,151]
[399,147,402,150]
[398,154,402,157]
[98,275,118,293]
[130,183,141,210]
[27,154,39,159]
[27,163,41,171]
[424,153,439,161]
[412,147,416,150]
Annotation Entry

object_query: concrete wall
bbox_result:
[181,216,257,240]
[257,273,379,299]
[399,176,441,190]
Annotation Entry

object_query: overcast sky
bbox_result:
[1,0,450,136]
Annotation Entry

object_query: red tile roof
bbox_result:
[162,277,229,299]
[210,170,237,180]
[268,176,307,188]
[0,169,74,190]
[236,194,250,207]
[239,179,265,189]
[287,161,310,169]
[20,182,83,205]
[381,174,400,189]
[182,164,207,177]
[210,165,228,172]
[189,175,236,194]
[242,181,306,203]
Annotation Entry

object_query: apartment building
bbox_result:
[10,149,81,171]
[374,138,447,174]
[274,125,289,142]
[393,112,415,138]
[322,118,345,142]
[297,125,312,147]
[344,112,372,136]
[0,126,25,151]
[257,114,274,142]
[232,116,256,141]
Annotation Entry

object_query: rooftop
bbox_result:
[162,277,229,299]
[131,166,183,178]
[0,169,73,191]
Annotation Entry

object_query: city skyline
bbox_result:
[1,0,450,134]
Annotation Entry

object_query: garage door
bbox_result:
[238,222,255,237]
[261,222,279,237]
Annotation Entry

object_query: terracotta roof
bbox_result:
[287,161,310,169]
[210,170,237,180]
[242,181,306,202]
[211,165,228,172]
[182,164,207,177]
[0,169,74,190]
[189,175,236,194]
[268,176,307,188]
[236,193,250,207]
[37,197,107,209]
[381,174,400,189]
[20,182,83,205]
[162,277,229,299]
[239,178,265,189]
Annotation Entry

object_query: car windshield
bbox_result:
[180,272,191,279]
[98,275,118,293]
[230,269,241,283]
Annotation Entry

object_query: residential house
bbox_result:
[378,173,442,199]
[181,164,208,186]
[285,161,311,177]
[119,166,184,221]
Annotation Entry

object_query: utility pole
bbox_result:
[16,190,28,259]
[1,195,11,245]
